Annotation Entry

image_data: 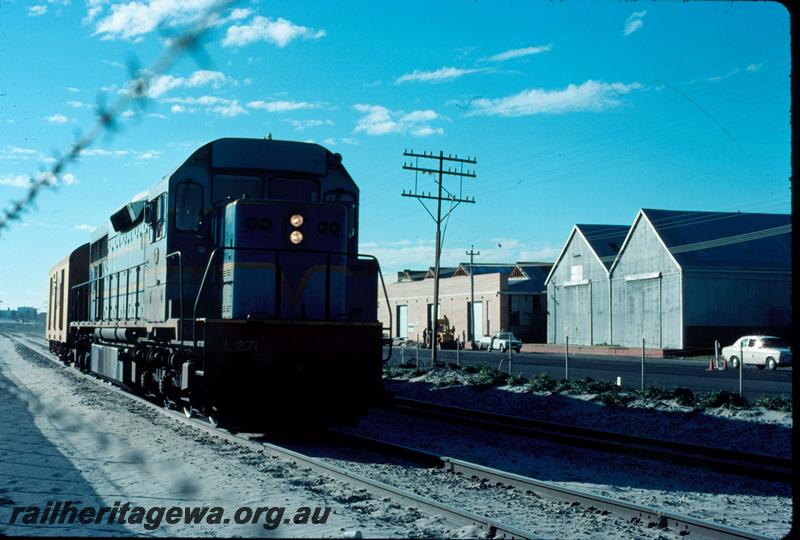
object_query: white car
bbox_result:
[477,332,523,353]
[721,336,792,370]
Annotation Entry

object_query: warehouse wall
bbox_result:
[683,270,791,346]
[378,273,505,343]
[610,217,683,349]
[546,232,612,345]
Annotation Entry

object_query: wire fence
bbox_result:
[0,0,236,233]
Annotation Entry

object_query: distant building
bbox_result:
[15,306,38,321]
[378,262,552,344]
[0,306,39,322]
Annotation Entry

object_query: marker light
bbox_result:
[289,214,304,227]
[289,230,304,244]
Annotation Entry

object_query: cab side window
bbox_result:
[175,182,203,232]
[146,193,167,242]
[324,190,357,238]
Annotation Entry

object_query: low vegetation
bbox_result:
[383,363,791,412]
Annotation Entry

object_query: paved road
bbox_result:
[386,346,792,400]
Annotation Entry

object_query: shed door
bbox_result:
[471,301,483,339]
[396,305,408,339]
[624,278,661,348]
[566,284,591,345]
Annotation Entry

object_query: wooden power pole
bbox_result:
[401,149,477,365]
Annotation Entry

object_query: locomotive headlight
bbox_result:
[289,214,304,227]
[289,230,304,244]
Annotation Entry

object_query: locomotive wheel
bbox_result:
[182,405,195,419]
[207,406,224,429]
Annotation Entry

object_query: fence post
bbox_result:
[714,340,720,369]
[456,338,460,367]
[739,341,743,397]
[400,342,405,365]
[416,340,420,369]
[565,336,569,381]
[641,338,645,391]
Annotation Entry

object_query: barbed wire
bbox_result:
[0,0,236,233]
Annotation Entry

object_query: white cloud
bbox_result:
[746,63,763,72]
[73,224,96,233]
[0,146,45,161]
[228,8,252,21]
[467,80,642,117]
[67,100,91,109]
[486,45,551,62]
[146,113,168,119]
[162,95,228,106]
[623,10,647,36]
[162,96,247,117]
[145,69,227,98]
[409,126,444,137]
[136,151,162,160]
[0,174,30,188]
[284,118,334,131]
[211,100,247,118]
[77,148,161,160]
[92,0,218,40]
[45,114,68,124]
[353,104,444,137]
[28,5,47,16]
[247,100,322,113]
[0,171,77,189]
[396,66,487,84]
[65,87,81,93]
[120,110,136,118]
[222,16,325,48]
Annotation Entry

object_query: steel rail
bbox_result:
[386,397,792,483]
[327,430,772,540]
[2,332,532,540]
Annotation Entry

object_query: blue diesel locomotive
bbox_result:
[46,138,389,427]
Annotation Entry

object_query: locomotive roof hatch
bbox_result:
[108,190,148,232]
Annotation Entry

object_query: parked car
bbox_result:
[477,332,523,353]
[721,336,792,370]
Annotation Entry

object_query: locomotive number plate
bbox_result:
[224,339,259,352]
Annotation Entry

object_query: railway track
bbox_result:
[1,331,779,540]
[326,430,772,540]
[384,397,792,483]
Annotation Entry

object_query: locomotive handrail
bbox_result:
[376,257,393,364]
[71,260,147,323]
[191,246,393,364]
[165,251,184,341]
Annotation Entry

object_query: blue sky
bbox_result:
[0,0,791,310]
